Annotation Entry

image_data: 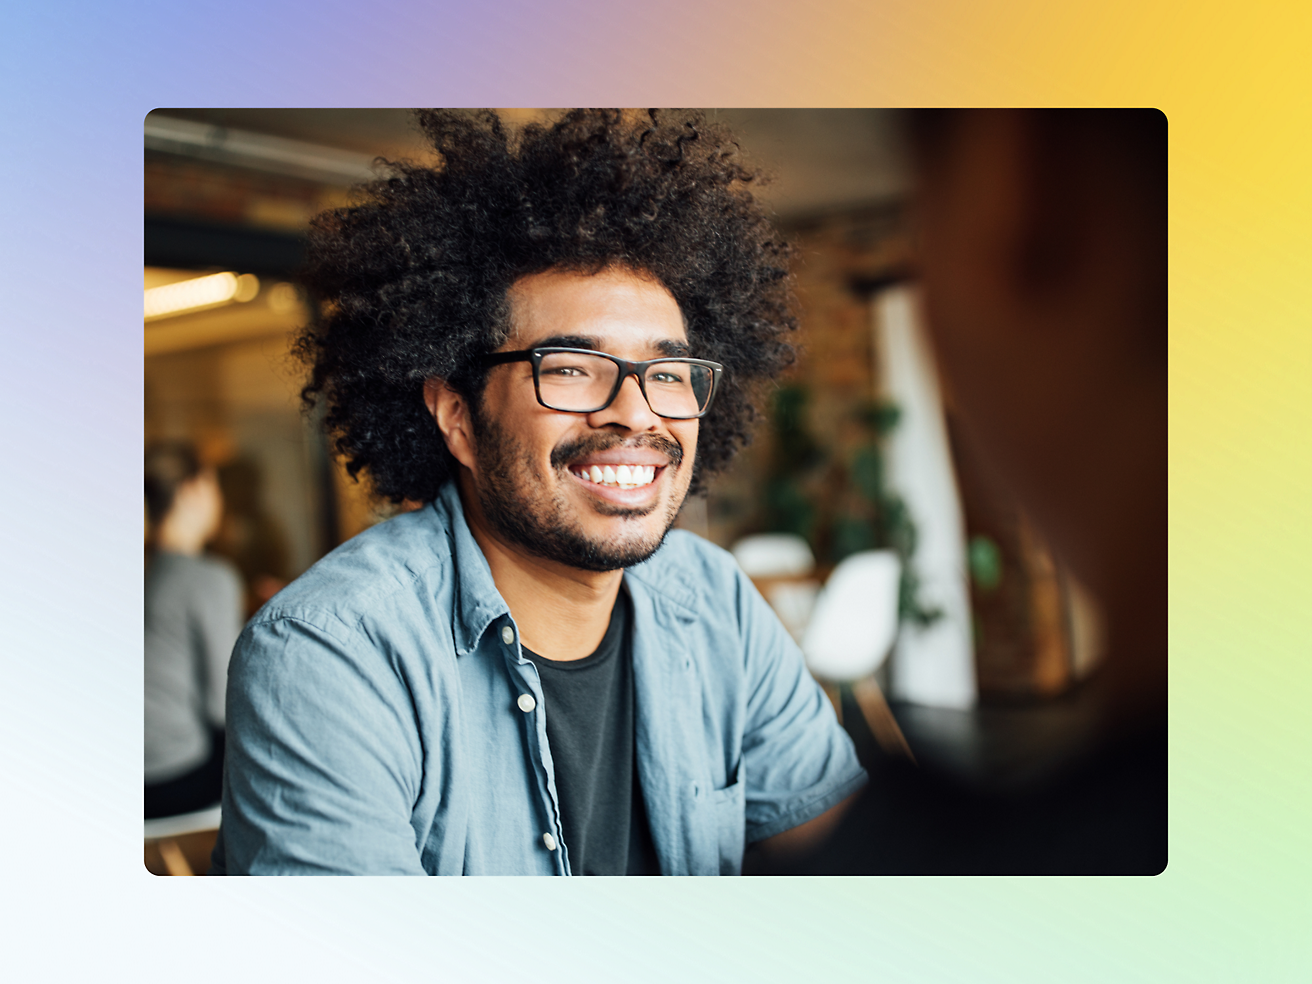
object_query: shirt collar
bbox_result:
[436,480,511,657]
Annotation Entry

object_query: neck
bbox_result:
[456,472,623,661]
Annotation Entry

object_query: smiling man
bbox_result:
[211,110,865,875]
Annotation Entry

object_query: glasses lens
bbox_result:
[643,361,714,418]
[536,351,620,411]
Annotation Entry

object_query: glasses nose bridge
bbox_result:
[609,357,656,415]
[613,356,646,383]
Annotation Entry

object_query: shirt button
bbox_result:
[501,625,515,645]
[542,832,557,851]
[517,693,536,713]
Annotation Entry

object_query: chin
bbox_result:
[476,479,680,573]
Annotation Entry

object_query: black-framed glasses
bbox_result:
[483,347,723,420]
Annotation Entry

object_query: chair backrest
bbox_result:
[144,804,221,841]
[802,550,901,682]
[731,533,816,578]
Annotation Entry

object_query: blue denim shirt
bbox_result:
[212,482,865,875]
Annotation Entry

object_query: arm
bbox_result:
[755,791,861,860]
[218,614,430,875]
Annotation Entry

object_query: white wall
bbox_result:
[875,287,976,709]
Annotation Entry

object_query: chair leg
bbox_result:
[157,838,194,876]
[852,675,916,763]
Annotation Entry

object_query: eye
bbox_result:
[541,364,591,378]
[648,370,685,385]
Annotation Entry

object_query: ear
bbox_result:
[424,378,478,472]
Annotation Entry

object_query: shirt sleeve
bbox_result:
[736,570,867,842]
[216,613,429,875]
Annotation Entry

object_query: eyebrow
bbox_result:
[528,335,692,358]
[657,338,690,357]
[533,334,600,350]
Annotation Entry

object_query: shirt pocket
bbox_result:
[709,774,746,875]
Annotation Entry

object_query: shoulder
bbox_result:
[624,529,755,627]
[247,504,456,640]
[226,505,465,717]
[626,528,746,598]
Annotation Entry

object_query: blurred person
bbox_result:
[211,110,865,875]
[773,110,1166,873]
[144,441,243,819]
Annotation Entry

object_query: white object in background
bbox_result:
[1065,574,1106,681]
[875,287,977,709]
[731,533,816,578]
[144,803,221,840]
[802,550,901,682]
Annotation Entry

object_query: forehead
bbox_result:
[504,267,687,352]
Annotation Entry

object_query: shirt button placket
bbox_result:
[503,621,555,867]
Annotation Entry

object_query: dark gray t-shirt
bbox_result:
[522,591,660,875]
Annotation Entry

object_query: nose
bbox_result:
[587,372,661,432]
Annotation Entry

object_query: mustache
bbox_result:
[550,433,684,471]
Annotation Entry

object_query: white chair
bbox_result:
[802,550,915,761]
[730,533,815,578]
[145,804,221,875]
[732,534,820,642]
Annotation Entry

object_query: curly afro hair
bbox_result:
[296,109,797,503]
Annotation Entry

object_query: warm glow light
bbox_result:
[144,271,259,320]
[267,281,301,314]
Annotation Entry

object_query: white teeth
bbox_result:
[574,464,658,488]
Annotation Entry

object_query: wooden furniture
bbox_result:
[144,805,221,876]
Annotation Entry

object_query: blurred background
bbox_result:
[144,111,1107,854]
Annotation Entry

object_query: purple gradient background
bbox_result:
[2,1,1308,981]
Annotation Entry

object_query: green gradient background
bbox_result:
[4,0,1307,978]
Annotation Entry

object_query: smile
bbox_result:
[570,464,658,489]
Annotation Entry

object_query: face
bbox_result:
[459,267,700,572]
[174,467,224,541]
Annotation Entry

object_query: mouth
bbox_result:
[569,463,662,490]
[552,434,683,499]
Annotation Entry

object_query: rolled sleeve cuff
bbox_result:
[746,767,869,843]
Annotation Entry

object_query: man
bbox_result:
[774,110,1166,874]
[211,110,865,875]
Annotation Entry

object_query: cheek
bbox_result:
[676,422,699,468]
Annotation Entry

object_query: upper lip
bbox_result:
[567,449,670,468]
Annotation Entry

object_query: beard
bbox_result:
[468,412,687,572]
